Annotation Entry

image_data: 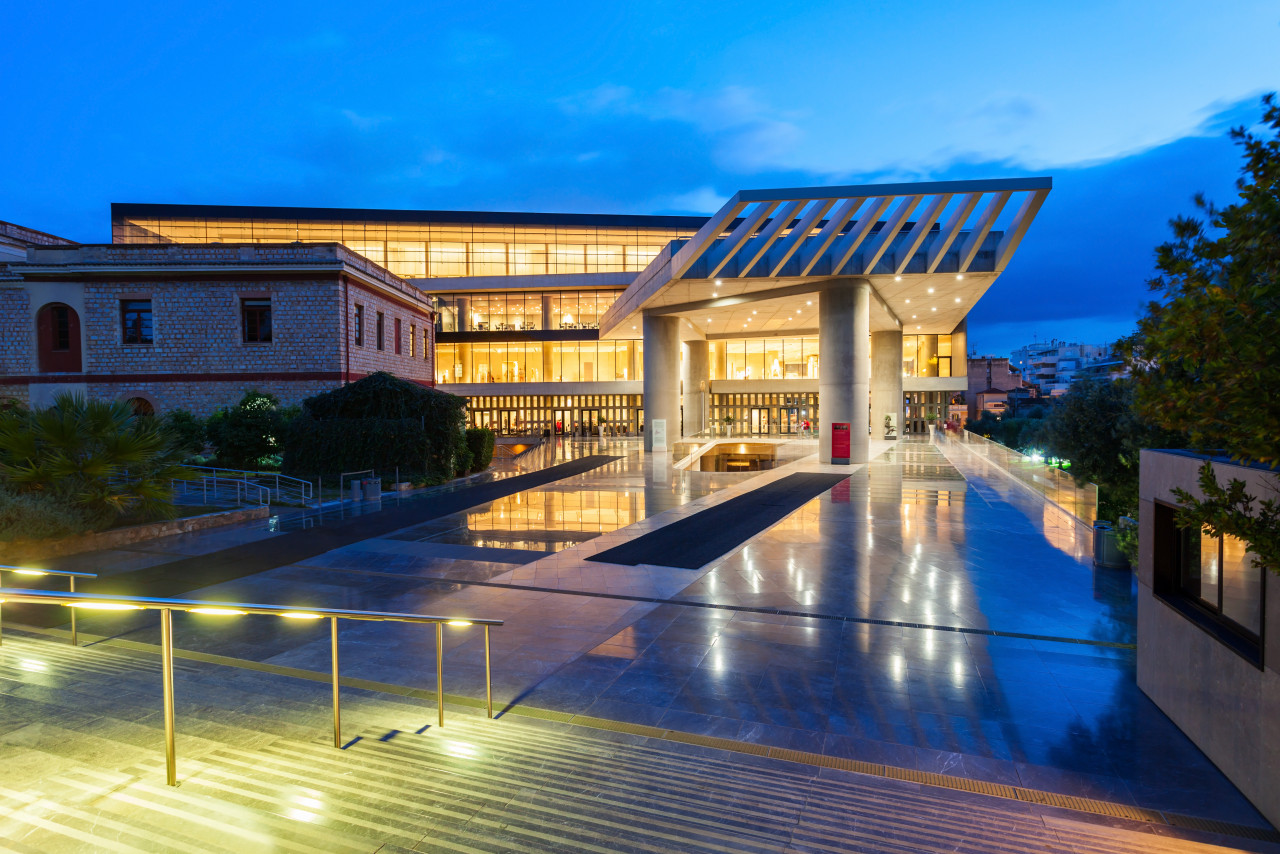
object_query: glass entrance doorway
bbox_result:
[553,409,569,435]
[580,408,599,435]
[750,407,771,436]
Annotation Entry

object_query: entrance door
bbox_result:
[499,410,514,435]
[554,409,568,435]
[781,408,798,434]
[750,407,770,436]
[580,409,599,435]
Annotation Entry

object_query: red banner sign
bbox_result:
[831,422,850,463]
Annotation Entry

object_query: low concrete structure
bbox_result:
[1137,449,1279,826]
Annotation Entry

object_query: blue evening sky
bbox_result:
[3,1,1278,356]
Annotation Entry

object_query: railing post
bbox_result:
[435,622,444,728]
[331,617,341,748]
[484,624,493,719]
[160,607,177,786]
[69,577,77,646]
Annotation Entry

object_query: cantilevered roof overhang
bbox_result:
[599,177,1050,340]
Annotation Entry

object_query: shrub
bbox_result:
[161,409,207,459]
[466,427,496,472]
[0,393,190,526]
[0,489,94,541]
[281,373,469,480]
[206,391,288,470]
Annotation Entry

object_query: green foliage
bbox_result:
[160,409,207,459]
[1173,462,1280,577]
[281,372,469,480]
[206,390,288,470]
[1128,94,1280,572]
[0,393,190,527]
[466,427,496,472]
[1131,94,1280,467]
[0,488,94,541]
[963,412,1046,454]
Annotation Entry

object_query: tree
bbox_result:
[160,409,207,459]
[1038,378,1183,522]
[0,393,190,525]
[206,390,288,470]
[1130,94,1280,572]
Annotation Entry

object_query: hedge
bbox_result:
[281,373,469,480]
[466,427,496,472]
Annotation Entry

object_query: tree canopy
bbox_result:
[1130,94,1280,468]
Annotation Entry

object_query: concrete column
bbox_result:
[626,341,636,381]
[460,343,473,384]
[819,286,853,464]
[541,294,554,331]
[919,334,938,377]
[714,341,727,381]
[819,281,871,464]
[642,315,681,452]
[871,330,903,439]
[542,342,554,382]
[852,281,871,463]
[457,296,470,332]
[682,340,709,437]
[950,317,968,381]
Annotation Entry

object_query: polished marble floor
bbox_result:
[27,436,1271,830]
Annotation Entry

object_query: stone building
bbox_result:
[0,241,435,415]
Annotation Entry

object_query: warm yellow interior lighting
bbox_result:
[190,607,247,616]
[66,603,141,611]
[280,612,323,620]
[13,569,48,576]
[446,620,473,627]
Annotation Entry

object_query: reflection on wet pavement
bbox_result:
[56,436,1273,830]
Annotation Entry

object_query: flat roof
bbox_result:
[111,202,710,231]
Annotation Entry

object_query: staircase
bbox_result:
[0,632,1267,853]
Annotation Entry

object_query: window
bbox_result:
[126,397,155,417]
[354,304,364,346]
[409,323,416,358]
[121,299,153,344]
[1154,501,1264,663]
[242,298,272,343]
[394,318,402,355]
[376,312,385,350]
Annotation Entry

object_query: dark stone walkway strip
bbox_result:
[587,472,850,569]
[298,564,1136,649]
[13,455,620,626]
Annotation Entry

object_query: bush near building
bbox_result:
[466,427,496,473]
[281,372,470,482]
[0,394,191,540]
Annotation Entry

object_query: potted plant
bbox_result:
[925,412,938,437]
[721,414,734,437]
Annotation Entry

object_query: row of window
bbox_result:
[352,304,427,358]
[118,298,274,345]
[436,290,622,332]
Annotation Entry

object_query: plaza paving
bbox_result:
[4,435,1276,850]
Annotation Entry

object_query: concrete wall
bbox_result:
[1136,449,1280,826]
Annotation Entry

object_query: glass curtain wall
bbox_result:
[113,217,690,279]
[436,291,621,332]
[436,342,641,384]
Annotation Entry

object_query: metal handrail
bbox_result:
[184,465,314,503]
[0,565,98,646]
[0,587,502,787]
[172,475,271,507]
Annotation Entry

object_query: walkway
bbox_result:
[4,435,1274,848]
[0,634,1272,853]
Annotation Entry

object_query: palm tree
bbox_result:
[0,394,193,525]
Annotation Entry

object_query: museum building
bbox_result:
[1,177,1049,464]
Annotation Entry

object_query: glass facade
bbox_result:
[114,216,694,279]
[902,334,953,377]
[436,291,621,332]
[710,392,819,436]
[712,337,820,381]
[465,393,643,436]
[437,341,642,384]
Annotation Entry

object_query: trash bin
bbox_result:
[1093,521,1129,569]
[349,479,362,501]
[362,478,383,501]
